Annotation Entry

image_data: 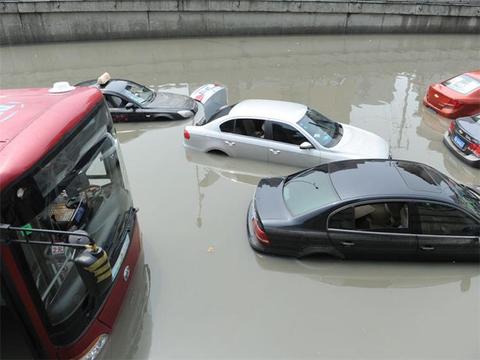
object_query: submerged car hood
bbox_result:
[333,124,390,158]
[457,116,480,140]
[146,92,196,111]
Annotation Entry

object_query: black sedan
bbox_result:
[76,75,198,122]
[443,114,480,168]
[247,159,480,261]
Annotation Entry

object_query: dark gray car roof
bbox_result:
[327,159,459,204]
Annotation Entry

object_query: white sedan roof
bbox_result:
[229,99,307,123]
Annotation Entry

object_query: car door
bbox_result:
[412,202,480,261]
[215,118,269,161]
[264,121,323,167]
[327,201,417,259]
[105,94,143,122]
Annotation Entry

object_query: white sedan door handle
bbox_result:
[269,148,280,155]
[224,140,235,146]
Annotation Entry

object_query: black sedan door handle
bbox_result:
[420,245,435,251]
[341,241,355,247]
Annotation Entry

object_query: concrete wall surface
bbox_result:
[1,0,480,44]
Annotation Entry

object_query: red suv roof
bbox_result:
[0,86,104,190]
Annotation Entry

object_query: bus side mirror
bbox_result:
[299,142,314,150]
[74,246,112,298]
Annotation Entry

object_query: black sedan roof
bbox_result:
[325,159,458,204]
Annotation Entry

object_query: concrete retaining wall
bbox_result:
[1,0,480,44]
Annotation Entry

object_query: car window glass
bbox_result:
[124,83,154,104]
[272,122,307,145]
[220,119,265,138]
[443,74,480,95]
[298,109,343,148]
[283,168,340,216]
[413,203,479,236]
[219,120,235,133]
[328,207,354,230]
[106,95,125,108]
[354,203,408,231]
[329,202,409,232]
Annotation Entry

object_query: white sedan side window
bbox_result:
[220,119,265,138]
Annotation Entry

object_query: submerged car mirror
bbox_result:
[125,102,136,110]
[299,142,314,150]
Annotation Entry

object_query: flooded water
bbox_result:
[1,34,479,359]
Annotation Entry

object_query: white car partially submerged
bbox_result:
[185,85,390,168]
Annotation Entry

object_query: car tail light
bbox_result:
[468,142,480,158]
[447,99,461,108]
[183,129,190,140]
[252,217,270,245]
[448,120,456,134]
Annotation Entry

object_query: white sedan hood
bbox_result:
[333,124,390,159]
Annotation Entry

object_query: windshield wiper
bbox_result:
[0,223,94,248]
[146,91,156,103]
[108,207,137,258]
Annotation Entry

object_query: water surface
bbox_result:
[1,34,479,359]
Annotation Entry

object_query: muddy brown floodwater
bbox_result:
[1,34,479,359]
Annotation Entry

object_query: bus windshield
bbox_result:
[0,104,132,327]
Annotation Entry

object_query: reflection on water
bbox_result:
[115,119,191,144]
[2,34,480,359]
[254,253,479,292]
[185,149,299,186]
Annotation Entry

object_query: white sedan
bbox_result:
[184,98,390,168]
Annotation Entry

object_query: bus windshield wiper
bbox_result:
[0,223,94,249]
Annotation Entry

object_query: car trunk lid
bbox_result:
[254,177,290,221]
[427,84,461,109]
[457,116,480,141]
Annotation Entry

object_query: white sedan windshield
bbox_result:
[298,108,343,148]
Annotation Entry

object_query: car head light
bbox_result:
[178,110,194,118]
[80,334,109,360]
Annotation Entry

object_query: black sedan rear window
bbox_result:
[283,169,339,216]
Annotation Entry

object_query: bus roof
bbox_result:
[0,86,104,191]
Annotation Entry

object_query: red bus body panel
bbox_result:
[0,246,57,358]
[57,220,143,359]
[0,86,143,359]
[423,71,480,119]
[0,87,103,191]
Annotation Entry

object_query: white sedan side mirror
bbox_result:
[299,142,314,150]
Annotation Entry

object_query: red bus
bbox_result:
[0,83,149,359]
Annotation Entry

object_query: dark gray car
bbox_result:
[247,159,480,261]
[76,78,198,122]
[443,114,480,168]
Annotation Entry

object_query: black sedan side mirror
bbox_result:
[299,142,314,150]
[125,102,136,110]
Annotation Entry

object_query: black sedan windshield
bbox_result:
[124,83,155,104]
[298,108,343,148]
[456,184,480,217]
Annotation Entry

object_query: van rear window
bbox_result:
[443,74,480,95]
